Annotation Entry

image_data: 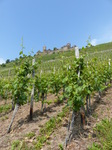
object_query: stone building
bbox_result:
[61,43,71,51]
[36,43,77,55]
[43,46,47,53]
[36,50,42,55]
[47,49,52,54]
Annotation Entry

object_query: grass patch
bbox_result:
[92,113,98,119]
[58,143,64,150]
[11,140,34,150]
[1,115,8,121]
[54,98,63,104]
[11,140,20,150]
[44,100,53,105]
[0,104,11,114]
[88,118,112,150]
[34,106,69,150]
[25,132,35,139]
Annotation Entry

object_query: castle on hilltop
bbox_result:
[36,43,77,55]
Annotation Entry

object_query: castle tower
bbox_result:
[67,43,71,49]
[43,46,47,52]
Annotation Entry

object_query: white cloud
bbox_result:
[91,27,112,45]
[91,31,112,46]
[90,39,97,46]
[0,58,5,64]
[90,25,112,46]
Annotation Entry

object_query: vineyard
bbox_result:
[1,42,112,149]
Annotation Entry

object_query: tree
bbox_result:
[1,63,6,67]
[6,59,10,63]
[53,47,58,51]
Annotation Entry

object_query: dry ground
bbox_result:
[0,87,112,150]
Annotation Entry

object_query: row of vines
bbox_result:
[0,49,112,147]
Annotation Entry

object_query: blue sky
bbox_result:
[0,0,112,64]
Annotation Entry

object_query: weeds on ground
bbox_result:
[1,115,8,121]
[0,104,11,113]
[88,118,112,150]
[11,140,20,150]
[58,143,64,150]
[11,106,69,150]
[44,100,53,105]
[25,132,35,139]
[11,140,34,150]
[34,106,69,149]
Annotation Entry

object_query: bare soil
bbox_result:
[0,94,65,150]
[42,87,112,150]
[0,87,112,150]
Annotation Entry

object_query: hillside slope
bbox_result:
[0,42,112,77]
[1,86,112,149]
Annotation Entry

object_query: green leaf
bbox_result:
[19,50,23,55]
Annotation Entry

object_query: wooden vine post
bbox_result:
[86,61,91,115]
[109,59,111,83]
[30,58,35,120]
[7,103,19,133]
[75,47,80,77]
[65,47,81,147]
[75,47,85,126]
[8,69,11,77]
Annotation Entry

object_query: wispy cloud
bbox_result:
[0,58,5,64]
[90,39,97,46]
[91,28,112,46]
[90,23,112,46]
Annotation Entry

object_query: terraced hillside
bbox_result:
[1,42,112,77]
[1,42,112,150]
